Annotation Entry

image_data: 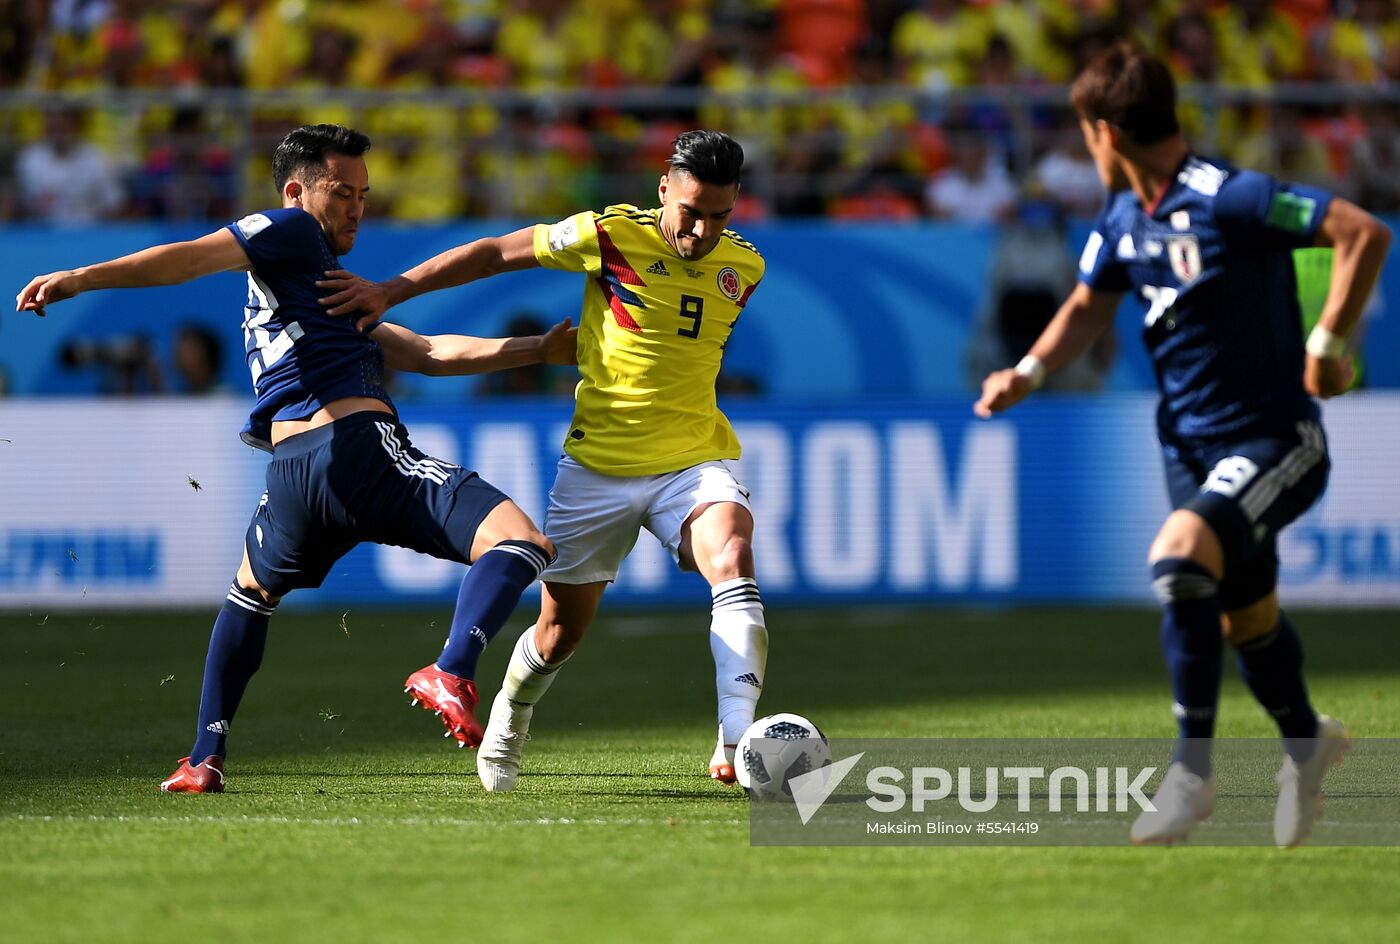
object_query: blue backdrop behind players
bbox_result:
[6,219,1399,398]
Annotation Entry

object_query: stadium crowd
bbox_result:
[0,0,1397,221]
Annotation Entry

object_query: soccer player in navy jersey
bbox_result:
[975,44,1392,846]
[16,124,576,793]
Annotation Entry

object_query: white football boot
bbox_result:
[1131,761,1217,845]
[1274,715,1349,848]
[476,690,531,793]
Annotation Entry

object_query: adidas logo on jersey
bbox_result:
[646,260,670,276]
[733,672,761,688]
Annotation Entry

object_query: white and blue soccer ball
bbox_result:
[735,712,832,802]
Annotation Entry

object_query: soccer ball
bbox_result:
[734,713,832,802]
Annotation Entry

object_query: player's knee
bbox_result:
[487,534,555,566]
[536,535,556,562]
[1222,597,1278,646]
[1150,556,1219,605]
[515,535,555,564]
[1148,511,1223,578]
[705,534,753,581]
[535,618,585,662]
[234,560,279,606]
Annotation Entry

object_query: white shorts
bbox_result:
[543,455,751,584]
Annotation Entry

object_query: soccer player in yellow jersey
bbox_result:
[318,131,768,791]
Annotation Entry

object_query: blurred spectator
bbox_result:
[371,120,465,221]
[16,105,124,223]
[986,0,1075,83]
[826,38,927,216]
[474,108,596,218]
[172,323,228,395]
[1351,102,1400,213]
[961,34,1041,158]
[1211,0,1306,88]
[925,131,1016,223]
[0,0,1393,223]
[0,0,39,87]
[58,333,163,395]
[1165,12,1222,85]
[1231,103,1342,195]
[131,106,235,220]
[295,27,358,128]
[200,34,244,88]
[966,196,1114,392]
[1111,0,1162,57]
[475,314,575,397]
[496,0,606,89]
[700,17,811,157]
[891,0,990,91]
[1032,114,1104,218]
[209,0,311,91]
[1311,0,1400,84]
[612,0,710,88]
[777,0,868,85]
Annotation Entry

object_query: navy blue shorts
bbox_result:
[244,412,509,597]
[1162,420,1329,610]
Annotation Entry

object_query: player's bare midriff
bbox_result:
[270,396,394,446]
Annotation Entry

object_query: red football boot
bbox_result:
[160,756,225,793]
[404,664,483,748]
[709,725,738,785]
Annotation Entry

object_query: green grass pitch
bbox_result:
[3,605,1398,942]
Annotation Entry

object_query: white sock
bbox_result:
[710,577,768,746]
[500,624,570,714]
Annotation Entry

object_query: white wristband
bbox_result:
[1014,355,1046,390]
[1306,326,1347,359]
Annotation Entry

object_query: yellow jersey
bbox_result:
[533,204,765,476]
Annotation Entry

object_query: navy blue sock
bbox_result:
[1152,558,1223,777]
[1234,612,1318,761]
[190,585,275,765]
[435,541,552,680]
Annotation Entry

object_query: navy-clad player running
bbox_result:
[16,125,577,793]
[976,44,1391,847]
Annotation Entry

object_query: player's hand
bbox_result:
[317,269,391,331]
[538,317,578,365]
[1304,353,1355,399]
[15,270,82,316]
[973,368,1033,418]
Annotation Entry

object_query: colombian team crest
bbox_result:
[717,267,741,300]
[1166,235,1202,284]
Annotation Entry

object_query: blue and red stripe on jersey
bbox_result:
[595,225,645,333]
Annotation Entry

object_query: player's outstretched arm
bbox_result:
[974,282,1122,418]
[372,318,577,377]
[15,230,251,316]
[318,225,539,326]
[1306,197,1392,398]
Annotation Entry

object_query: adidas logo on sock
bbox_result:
[733,672,761,688]
[645,260,670,275]
[206,720,230,734]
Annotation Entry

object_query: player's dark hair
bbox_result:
[667,130,744,186]
[272,124,372,192]
[1070,41,1180,146]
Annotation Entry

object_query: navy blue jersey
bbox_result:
[227,208,391,451]
[1078,156,1332,446]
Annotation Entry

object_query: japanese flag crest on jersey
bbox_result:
[1167,234,1202,284]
